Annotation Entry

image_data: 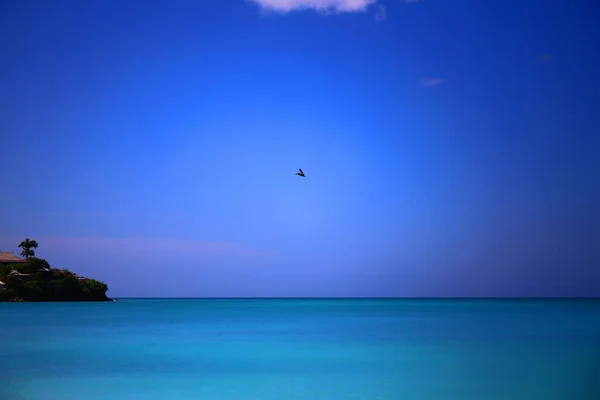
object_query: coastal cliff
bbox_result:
[0,257,111,302]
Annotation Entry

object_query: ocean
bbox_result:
[1,299,599,400]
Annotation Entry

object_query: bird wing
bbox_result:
[298,169,304,174]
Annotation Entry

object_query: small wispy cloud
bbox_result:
[420,78,446,88]
[248,0,378,14]
[374,4,387,21]
[539,53,553,63]
[0,234,276,259]
[404,0,422,3]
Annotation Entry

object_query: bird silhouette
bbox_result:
[295,168,305,177]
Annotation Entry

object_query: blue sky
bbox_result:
[1,0,598,297]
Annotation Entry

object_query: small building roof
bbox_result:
[9,270,30,276]
[0,252,26,263]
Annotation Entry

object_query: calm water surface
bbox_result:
[1,299,599,400]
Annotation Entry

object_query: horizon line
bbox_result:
[110,296,600,300]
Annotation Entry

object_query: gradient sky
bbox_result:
[1,0,599,297]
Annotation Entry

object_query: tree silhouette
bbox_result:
[18,238,39,260]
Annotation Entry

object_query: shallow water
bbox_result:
[1,299,599,400]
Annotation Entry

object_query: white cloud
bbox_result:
[421,78,445,88]
[374,4,387,21]
[248,0,378,13]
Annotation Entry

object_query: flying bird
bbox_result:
[295,168,305,177]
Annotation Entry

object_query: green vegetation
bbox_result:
[18,238,39,260]
[0,238,110,301]
[1,238,111,302]
[0,258,111,302]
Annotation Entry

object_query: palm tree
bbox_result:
[18,238,39,260]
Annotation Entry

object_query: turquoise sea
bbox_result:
[1,299,599,400]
